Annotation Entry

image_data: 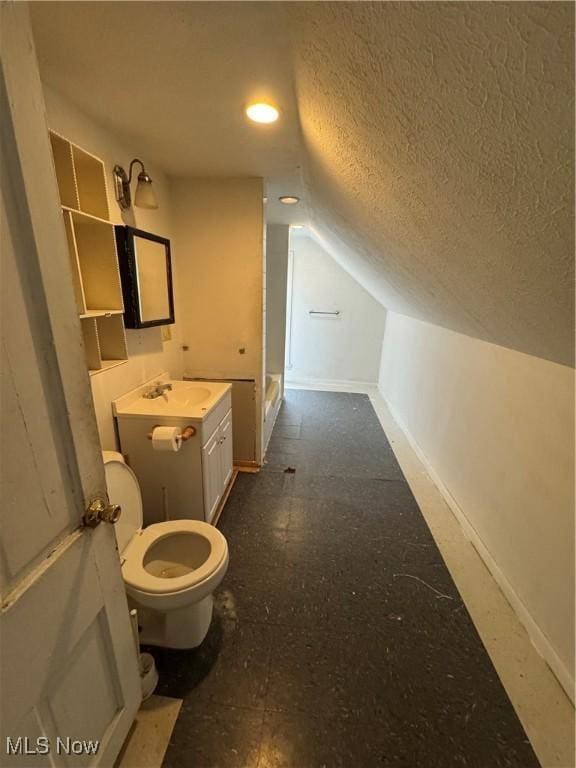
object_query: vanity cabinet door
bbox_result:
[202,430,222,523]
[219,409,233,490]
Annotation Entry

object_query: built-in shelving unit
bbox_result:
[49,131,128,375]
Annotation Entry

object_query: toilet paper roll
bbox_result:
[151,426,182,452]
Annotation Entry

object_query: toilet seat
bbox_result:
[122,520,228,596]
[103,451,228,597]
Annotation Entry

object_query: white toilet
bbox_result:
[103,451,229,649]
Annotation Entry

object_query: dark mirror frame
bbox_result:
[115,226,175,329]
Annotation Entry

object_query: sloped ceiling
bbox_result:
[288,2,574,366]
[31,2,574,365]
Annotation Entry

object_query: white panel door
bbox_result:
[202,431,222,524]
[219,409,234,490]
[0,6,140,767]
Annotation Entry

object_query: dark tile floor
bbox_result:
[158,390,540,768]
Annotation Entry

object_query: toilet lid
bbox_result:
[103,453,143,553]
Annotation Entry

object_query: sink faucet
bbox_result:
[143,382,173,399]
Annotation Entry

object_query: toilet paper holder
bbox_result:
[147,425,196,441]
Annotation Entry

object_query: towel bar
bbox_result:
[309,310,340,316]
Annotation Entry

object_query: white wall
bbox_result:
[286,234,386,383]
[266,224,289,377]
[43,86,184,449]
[171,177,264,462]
[379,312,575,699]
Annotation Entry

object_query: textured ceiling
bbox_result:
[31,2,574,365]
[288,2,574,366]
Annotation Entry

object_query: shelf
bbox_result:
[63,210,86,315]
[51,130,128,376]
[72,215,123,312]
[80,317,101,371]
[50,132,78,209]
[80,309,124,319]
[63,209,124,315]
[80,314,127,374]
[89,359,128,377]
[97,314,127,361]
[62,205,113,227]
[71,144,110,219]
[50,133,109,219]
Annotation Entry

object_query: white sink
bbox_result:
[113,378,231,420]
[154,384,212,408]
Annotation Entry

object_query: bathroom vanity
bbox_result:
[113,376,233,525]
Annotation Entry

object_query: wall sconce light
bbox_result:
[113,159,158,210]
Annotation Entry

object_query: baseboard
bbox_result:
[377,387,575,705]
[234,460,260,473]
[285,376,378,394]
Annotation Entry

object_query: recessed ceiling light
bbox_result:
[279,196,300,205]
[246,103,279,124]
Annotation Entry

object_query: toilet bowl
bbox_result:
[103,451,229,649]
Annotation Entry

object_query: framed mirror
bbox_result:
[115,226,175,328]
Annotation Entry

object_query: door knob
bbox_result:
[84,498,122,527]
